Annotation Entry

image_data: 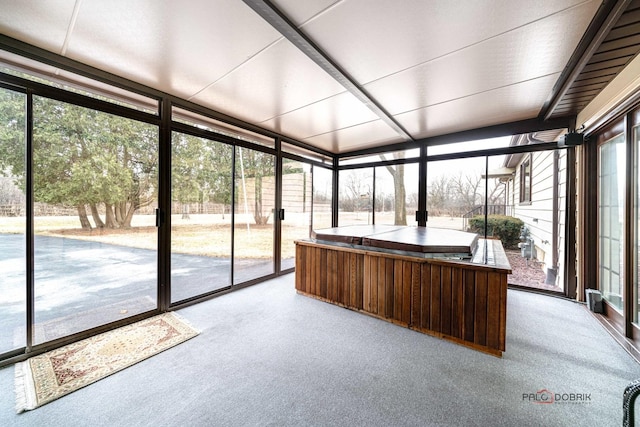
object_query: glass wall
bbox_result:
[426,157,488,231]
[338,168,373,226]
[234,147,275,284]
[280,159,312,271]
[375,163,419,226]
[598,133,625,312]
[635,125,640,324]
[0,87,26,354]
[171,132,233,303]
[312,166,333,230]
[32,96,158,344]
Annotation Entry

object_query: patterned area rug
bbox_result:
[15,312,199,413]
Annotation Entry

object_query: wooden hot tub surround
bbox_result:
[295,226,511,357]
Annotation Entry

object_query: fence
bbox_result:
[0,203,79,217]
[462,205,514,231]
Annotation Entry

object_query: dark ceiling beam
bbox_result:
[241,0,414,142]
[539,0,631,122]
[338,115,574,158]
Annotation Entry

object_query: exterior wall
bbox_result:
[512,150,566,285]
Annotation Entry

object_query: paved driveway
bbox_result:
[0,234,273,352]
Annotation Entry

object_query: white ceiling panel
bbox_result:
[302,119,405,154]
[0,0,616,154]
[0,0,76,53]
[65,0,284,99]
[364,1,599,116]
[275,0,598,84]
[258,91,379,138]
[191,38,348,123]
[395,74,560,139]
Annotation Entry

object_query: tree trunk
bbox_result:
[122,204,135,228]
[77,205,92,229]
[115,201,126,227]
[253,175,268,225]
[394,164,407,225]
[90,203,105,228]
[104,203,118,228]
[182,203,190,220]
[121,203,138,228]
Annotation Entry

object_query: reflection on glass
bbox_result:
[32,96,158,344]
[0,88,26,353]
[338,168,373,226]
[281,159,312,271]
[172,107,274,148]
[234,147,275,284]
[339,148,419,166]
[171,132,232,302]
[427,136,512,156]
[312,166,333,230]
[598,134,625,311]
[375,163,419,226]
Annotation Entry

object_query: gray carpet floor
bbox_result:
[1,274,639,426]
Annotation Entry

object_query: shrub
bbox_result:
[467,215,524,249]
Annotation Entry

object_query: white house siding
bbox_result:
[557,151,567,289]
[512,149,566,286]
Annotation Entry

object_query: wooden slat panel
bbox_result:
[385,258,394,318]
[499,277,507,351]
[463,270,475,342]
[293,241,509,356]
[295,245,302,291]
[430,265,441,332]
[370,255,379,315]
[402,260,412,325]
[328,249,337,301]
[310,246,316,295]
[336,250,344,304]
[355,253,363,309]
[486,272,502,350]
[363,255,371,311]
[420,263,431,330]
[474,271,488,347]
[320,248,328,298]
[440,266,452,336]
[391,259,402,321]
[377,256,386,316]
[410,262,421,327]
[450,268,463,339]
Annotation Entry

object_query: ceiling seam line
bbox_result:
[60,0,83,56]
[391,72,562,116]
[187,36,283,101]
[296,118,383,140]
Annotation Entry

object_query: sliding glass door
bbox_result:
[598,132,625,312]
[280,159,312,271]
[234,147,275,284]
[32,96,158,344]
[0,87,26,354]
[170,132,233,303]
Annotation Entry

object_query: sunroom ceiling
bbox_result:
[0,0,622,154]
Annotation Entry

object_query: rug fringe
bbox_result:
[15,360,37,413]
